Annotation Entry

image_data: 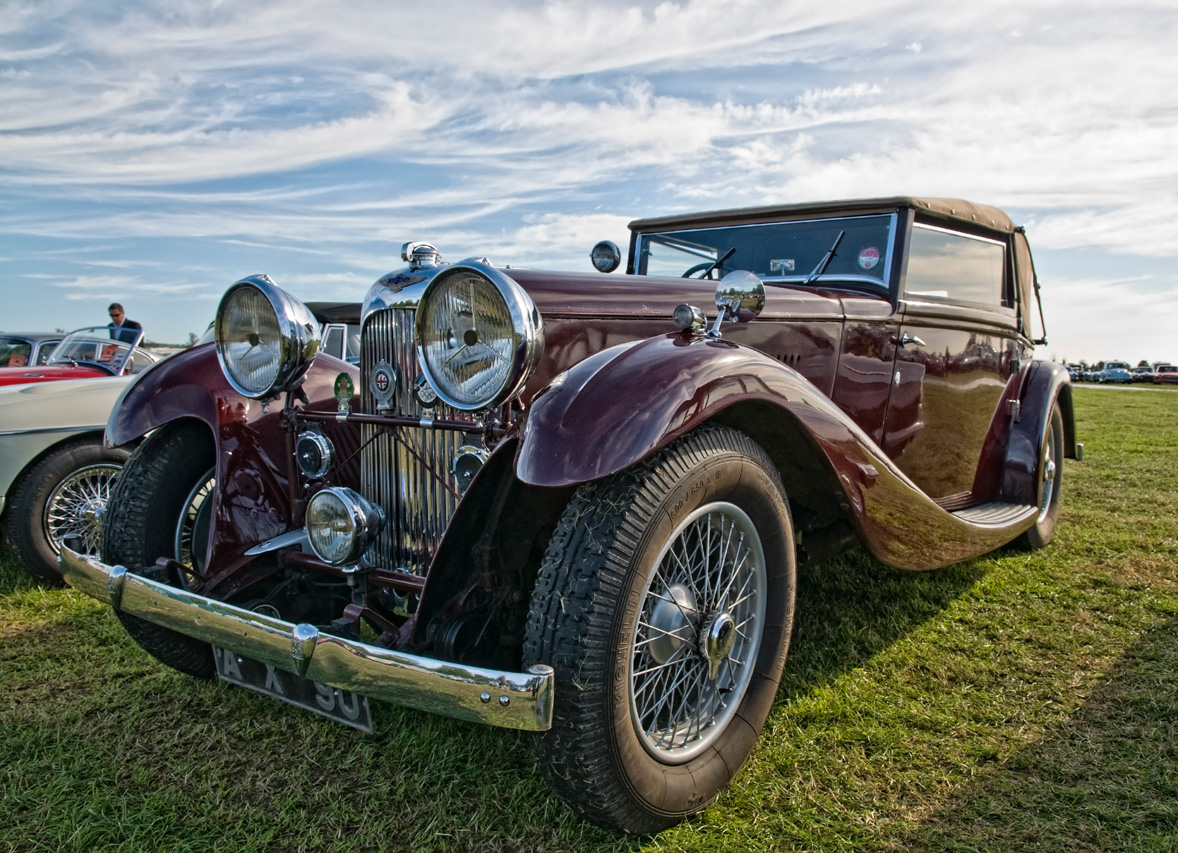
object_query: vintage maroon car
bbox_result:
[0,325,157,386]
[62,197,1078,834]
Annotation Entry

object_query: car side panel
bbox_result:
[515,333,1037,570]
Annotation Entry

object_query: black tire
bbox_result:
[524,426,796,834]
[102,422,217,679]
[1015,404,1064,550]
[2,437,130,585]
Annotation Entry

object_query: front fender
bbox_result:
[106,343,223,447]
[516,333,1044,571]
[517,333,831,488]
[105,342,360,588]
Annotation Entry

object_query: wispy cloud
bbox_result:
[1,0,1177,354]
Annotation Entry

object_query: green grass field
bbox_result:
[2,386,1176,852]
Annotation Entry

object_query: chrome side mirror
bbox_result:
[709,271,765,337]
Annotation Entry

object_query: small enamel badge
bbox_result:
[414,375,438,408]
[369,360,397,411]
[333,372,355,415]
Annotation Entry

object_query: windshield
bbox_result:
[636,213,896,288]
[47,326,139,373]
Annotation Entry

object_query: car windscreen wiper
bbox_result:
[699,246,737,279]
[804,230,845,285]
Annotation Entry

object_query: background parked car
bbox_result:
[1098,361,1132,383]
[0,332,62,368]
[1154,365,1178,384]
[0,326,157,386]
[1131,365,1156,382]
[0,376,135,582]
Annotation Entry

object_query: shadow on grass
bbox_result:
[779,548,988,702]
[887,611,1178,852]
[2,603,630,853]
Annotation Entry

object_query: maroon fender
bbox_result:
[106,342,359,589]
[1001,360,1077,506]
[515,332,1045,571]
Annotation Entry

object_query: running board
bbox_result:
[951,501,1038,527]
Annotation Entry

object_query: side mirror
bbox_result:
[715,270,765,324]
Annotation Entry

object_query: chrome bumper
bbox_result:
[59,546,553,731]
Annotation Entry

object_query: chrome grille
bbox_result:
[360,308,482,574]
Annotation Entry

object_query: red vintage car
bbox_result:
[62,196,1078,834]
[1154,365,1178,384]
[0,325,158,386]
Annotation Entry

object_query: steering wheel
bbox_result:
[682,262,718,279]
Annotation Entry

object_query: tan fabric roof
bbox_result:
[629,196,1017,235]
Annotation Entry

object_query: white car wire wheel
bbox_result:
[2,438,130,585]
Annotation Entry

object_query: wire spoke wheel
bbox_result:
[173,470,216,582]
[631,502,765,763]
[43,463,123,556]
[525,425,795,834]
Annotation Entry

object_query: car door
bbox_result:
[882,223,1021,504]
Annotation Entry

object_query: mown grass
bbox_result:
[2,386,1177,852]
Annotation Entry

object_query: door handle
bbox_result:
[898,333,926,348]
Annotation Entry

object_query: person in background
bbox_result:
[108,303,143,344]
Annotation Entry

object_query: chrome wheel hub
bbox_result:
[701,611,737,680]
[1037,427,1059,522]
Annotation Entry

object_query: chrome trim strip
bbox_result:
[59,547,553,732]
[244,528,310,556]
[0,425,101,437]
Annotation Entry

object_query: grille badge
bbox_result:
[369,359,397,411]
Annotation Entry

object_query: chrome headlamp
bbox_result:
[305,487,385,567]
[416,262,543,411]
[215,275,321,399]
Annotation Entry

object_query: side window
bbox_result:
[322,325,344,360]
[904,225,1007,307]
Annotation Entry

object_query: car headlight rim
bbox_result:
[215,275,322,400]
[415,262,543,412]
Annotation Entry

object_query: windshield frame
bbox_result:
[633,212,899,292]
[46,325,143,374]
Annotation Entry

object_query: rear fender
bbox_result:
[1001,360,1077,506]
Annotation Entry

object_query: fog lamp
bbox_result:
[305,487,385,566]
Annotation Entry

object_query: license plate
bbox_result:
[213,646,374,733]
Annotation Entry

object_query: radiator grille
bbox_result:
[360,308,482,574]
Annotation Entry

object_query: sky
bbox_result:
[2,0,1176,365]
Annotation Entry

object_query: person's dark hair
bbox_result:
[108,303,124,313]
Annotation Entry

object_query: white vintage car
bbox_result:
[0,376,134,583]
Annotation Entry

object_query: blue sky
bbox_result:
[2,1,1176,365]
